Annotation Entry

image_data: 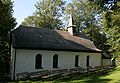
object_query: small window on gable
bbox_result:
[35,54,42,69]
[53,54,58,68]
[75,55,79,67]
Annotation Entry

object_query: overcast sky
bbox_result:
[13,0,72,26]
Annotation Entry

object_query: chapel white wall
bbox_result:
[13,49,101,79]
[103,59,111,66]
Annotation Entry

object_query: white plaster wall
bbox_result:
[14,49,101,79]
[78,53,102,68]
[103,59,111,66]
[89,53,102,67]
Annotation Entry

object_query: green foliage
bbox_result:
[22,0,66,29]
[65,0,102,31]
[102,1,120,57]
[65,0,109,52]
[83,27,110,51]
[0,0,16,36]
[0,0,16,76]
[22,16,35,26]
[89,0,118,11]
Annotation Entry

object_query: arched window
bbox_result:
[35,54,42,69]
[53,54,58,68]
[75,55,79,67]
[86,56,89,66]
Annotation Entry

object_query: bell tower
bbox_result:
[67,14,77,36]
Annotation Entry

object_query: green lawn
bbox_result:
[8,66,120,83]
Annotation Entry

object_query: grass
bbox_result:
[6,66,120,83]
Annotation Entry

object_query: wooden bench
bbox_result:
[27,70,49,79]
[69,67,84,73]
[42,69,68,79]
[16,72,29,80]
[94,65,114,74]
[60,67,87,78]
[87,66,96,72]
[51,69,68,74]
[42,73,58,79]
[62,67,80,76]
[101,65,114,73]
[77,67,87,73]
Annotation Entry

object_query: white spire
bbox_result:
[67,14,77,36]
[68,14,73,26]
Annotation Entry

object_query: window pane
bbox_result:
[86,56,89,66]
[35,54,42,69]
[75,55,79,67]
[53,54,58,68]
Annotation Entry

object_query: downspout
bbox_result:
[13,49,16,80]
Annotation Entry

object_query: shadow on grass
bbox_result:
[81,74,112,83]
[53,72,113,83]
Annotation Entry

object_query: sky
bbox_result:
[13,0,72,26]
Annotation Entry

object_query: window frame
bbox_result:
[86,55,90,66]
[35,54,42,69]
[53,54,58,68]
[75,55,79,67]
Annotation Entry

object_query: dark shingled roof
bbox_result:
[11,25,101,52]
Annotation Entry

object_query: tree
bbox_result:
[0,0,16,77]
[83,26,110,51]
[65,0,109,51]
[65,0,99,31]
[22,0,66,29]
[22,16,35,26]
[65,0,117,31]
[102,1,120,57]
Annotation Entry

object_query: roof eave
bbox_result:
[13,46,101,53]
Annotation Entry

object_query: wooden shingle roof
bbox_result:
[11,25,101,52]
